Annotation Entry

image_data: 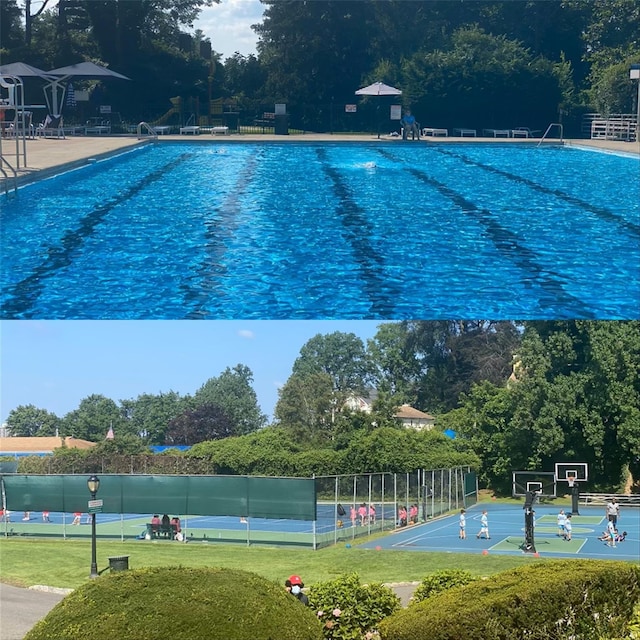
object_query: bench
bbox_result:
[211,126,229,135]
[153,125,172,135]
[422,127,448,137]
[85,125,111,135]
[453,128,476,137]
[146,523,176,539]
[482,128,510,137]
[254,112,275,132]
[179,126,200,135]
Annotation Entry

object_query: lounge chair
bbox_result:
[6,111,35,139]
[422,127,448,137]
[180,125,200,135]
[482,128,510,137]
[453,128,476,137]
[511,127,542,138]
[36,114,65,139]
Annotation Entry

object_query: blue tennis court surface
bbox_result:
[359,503,639,561]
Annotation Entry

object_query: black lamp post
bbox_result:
[87,474,100,578]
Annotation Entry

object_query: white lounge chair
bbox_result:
[422,127,448,137]
[180,125,200,135]
[36,114,65,139]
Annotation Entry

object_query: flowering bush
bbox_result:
[308,573,400,640]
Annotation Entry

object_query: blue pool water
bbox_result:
[1,142,638,319]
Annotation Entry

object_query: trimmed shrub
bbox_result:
[24,566,323,640]
[379,560,640,640]
[308,573,401,640]
[411,569,478,604]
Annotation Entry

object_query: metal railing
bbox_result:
[136,121,158,139]
[537,123,564,146]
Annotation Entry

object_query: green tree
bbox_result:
[194,364,266,436]
[447,321,640,492]
[120,391,186,445]
[61,394,123,442]
[274,371,335,442]
[165,402,234,446]
[291,331,371,425]
[5,405,62,437]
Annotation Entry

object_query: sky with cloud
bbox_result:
[1,320,382,425]
[193,0,264,60]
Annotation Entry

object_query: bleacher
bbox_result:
[584,113,637,142]
[580,493,640,507]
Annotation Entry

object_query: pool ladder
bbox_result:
[137,121,158,139]
[0,156,18,196]
[537,123,564,147]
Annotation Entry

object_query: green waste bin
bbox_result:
[274,114,288,135]
[108,555,130,572]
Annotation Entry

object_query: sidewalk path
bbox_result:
[0,583,70,640]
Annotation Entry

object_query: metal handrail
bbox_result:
[0,156,18,196]
[537,123,564,147]
[136,121,158,139]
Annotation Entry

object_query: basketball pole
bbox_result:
[568,476,580,515]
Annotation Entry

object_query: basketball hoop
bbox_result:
[567,475,576,488]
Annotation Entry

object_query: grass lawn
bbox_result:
[0,537,544,590]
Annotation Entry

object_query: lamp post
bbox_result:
[87,474,100,578]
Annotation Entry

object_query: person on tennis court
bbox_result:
[476,510,490,539]
[562,514,572,541]
[556,509,566,536]
[459,509,466,539]
[606,499,620,526]
[605,519,616,547]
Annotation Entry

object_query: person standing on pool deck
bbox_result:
[476,510,489,539]
[459,509,466,539]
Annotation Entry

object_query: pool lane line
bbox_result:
[315,147,400,316]
[436,147,640,239]
[182,149,281,318]
[1,153,195,319]
[376,149,592,318]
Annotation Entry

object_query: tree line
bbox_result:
[5,320,639,493]
[1,1,638,133]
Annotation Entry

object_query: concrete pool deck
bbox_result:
[1,133,638,190]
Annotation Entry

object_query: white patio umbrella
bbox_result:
[355,81,402,97]
[44,61,130,116]
[355,81,402,137]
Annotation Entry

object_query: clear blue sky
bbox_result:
[0,320,383,424]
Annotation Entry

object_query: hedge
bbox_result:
[379,559,640,640]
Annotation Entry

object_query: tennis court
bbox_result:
[359,502,639,561]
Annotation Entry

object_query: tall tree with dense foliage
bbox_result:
[165,402,234,446]
[368,321,522,414]
[5,405,62,437]
[120,391,187,445]
[61,394,124,441]
[194,364,266,436]
[444,321,640,492]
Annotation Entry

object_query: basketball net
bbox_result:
[567,475,576,488]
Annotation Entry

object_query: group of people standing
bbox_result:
[397,504,419,527]
[350,503,376,527]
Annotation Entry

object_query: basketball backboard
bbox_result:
[555,463,588,483]
[512,471,556,498]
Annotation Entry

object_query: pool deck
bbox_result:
[1,133,638,189]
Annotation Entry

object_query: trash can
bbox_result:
[274,114,289,135]
[108,555,130,572]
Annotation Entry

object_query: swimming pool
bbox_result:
[1,142,638,319]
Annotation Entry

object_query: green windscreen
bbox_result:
[1,474,316,520]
